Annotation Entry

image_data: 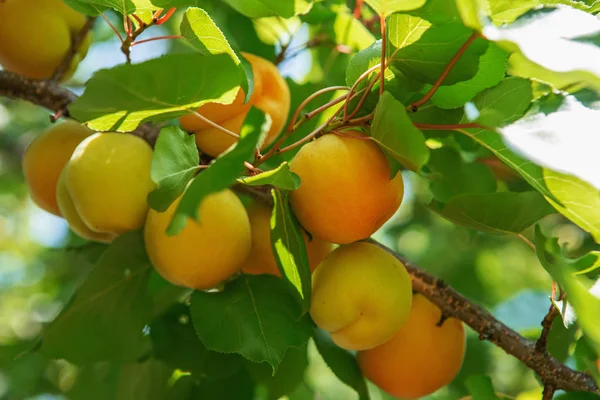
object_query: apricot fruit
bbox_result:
[179,52,290,157]
[289,132,404,244]
[310,242,412,350]
[22,120,93,216]
[62,133,155,235]
[56,168,116,243]
[144,190,252,290]
[0,0,91,80]
[240,202,333,276]
[358,294,466,399]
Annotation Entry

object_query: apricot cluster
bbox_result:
[0,0,91,80]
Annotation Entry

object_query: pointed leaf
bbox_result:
[270,189,311,313]
[370,91,429,173]
[238,162,301,190]
[167,108,270,235]
[40,232,152,364]
[466,375,501,400]
[147,126,200,212]
[500,94,600,189]
[431,191,555,234]
[190,274,313,371]
[69,54,241,132]
[484,6,600,91]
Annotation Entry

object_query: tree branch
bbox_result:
[1,68,599,396]
[52,16,96,81]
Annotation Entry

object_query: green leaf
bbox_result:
[459,126,600,243]
[500,94,600,190]
[484,6,600,91]
[389,15,487,85]
[247,343,309,399]
[430,191,555,234]
[425,147,496,203]
[431,43,509,109]
[66,0,154,15]
[364,0,426,17]
[313,329,370,400]
[40,232,152,364]
[270,189,312,313]
[534,226,600,356]
[190,274,313,371]
[68,360,181,400]
[221,0,310,18]
[332,11,375,51]
[192,368,255,399]
[346,41,389,89]
[238,162,301,190]
[466,375,501,399]
[147,126,200,213]
[462,77,533,127]
[151,304,244,379]
[69,54,241,132]
[167,108,269,235]
[179,7,252,99]
[370,91,429,173]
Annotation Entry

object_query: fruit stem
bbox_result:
[276,120,329,155]
[51,17,96,81]
[288,86,350,132]
[409,32,481,111]
[191,111,240,139]
[343,64,380,121]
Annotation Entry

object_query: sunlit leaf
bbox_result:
[238,162,301,190]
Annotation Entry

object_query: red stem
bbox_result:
[156,8,177,25]
[353,0,364,19]
[131,35,183,46]
[410,32,481,111]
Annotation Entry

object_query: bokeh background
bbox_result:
[0,4,596,399]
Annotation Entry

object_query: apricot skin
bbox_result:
[310,242,412,351]
[289,133,404,244]
[179,52,290,157]
[240,203,333,276]
[144,190,252,290]
[358,294,466,399]
[0,0,90,80]
[64,133,155,235]
[56,168,116,244]
[22,120,93,216]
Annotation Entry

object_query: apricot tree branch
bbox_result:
[2,66,600,396]
[52,16,96,81]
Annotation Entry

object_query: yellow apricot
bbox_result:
[22,120,93,216]
[144,190,252,290]
[310,242,412,350]
[0,0,89,80]
[56,168,116,243]
[179,52,290,157]
[289,133,404,244]
[64,133,155,235]
[358,294,466,399]
[240,202,333,276]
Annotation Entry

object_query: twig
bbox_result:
[190,111,239,139]
[288,86,350,132]
[409,32,481,111]
[536,303,558,353]
[542,384,556,400]
[2,64,600,397]
[51,17,96,81]
[353,0,364,18]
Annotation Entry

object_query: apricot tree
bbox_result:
[1,0,600,399]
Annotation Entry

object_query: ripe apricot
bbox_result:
[289,132,404,244]
[22,120,93,216]
[358,294,466,399]
[310,242,412,350]
[179,52,290,157]
[0,0,90,80]
[144,190,252,290]
[63,133,155,235]
[56,168,116,243]
[240,202,333,276]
